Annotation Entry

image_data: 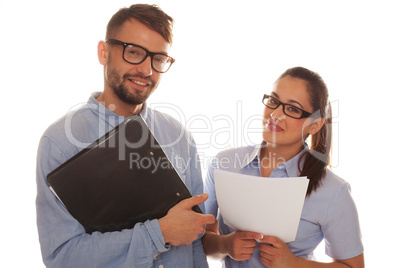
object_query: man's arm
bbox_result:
[36,136,213,267]
[37,136,172,267]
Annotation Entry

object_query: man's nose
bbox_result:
[135,56,153,76]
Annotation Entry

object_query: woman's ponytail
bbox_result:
[278,67,332,196]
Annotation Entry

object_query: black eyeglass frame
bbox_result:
[105,39,175,73]
[262,94,312,119]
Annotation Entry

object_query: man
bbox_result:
[36,4,215,267]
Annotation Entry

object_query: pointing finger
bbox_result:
[178,193,209,209]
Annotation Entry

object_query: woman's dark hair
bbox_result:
[278,67,332,196]
[106,4,174,44]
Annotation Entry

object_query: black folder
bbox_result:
[47,114,201,234]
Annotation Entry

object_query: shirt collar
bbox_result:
[282,149,306,177]
[241,142,307,177]
[238,142,266,169]
[88,92,149,127]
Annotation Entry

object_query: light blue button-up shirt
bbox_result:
[36,92,208,268]
[204,144,363,267]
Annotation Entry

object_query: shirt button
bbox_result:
[158,265,164,268]
[277,164,285,169]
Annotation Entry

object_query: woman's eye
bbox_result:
[287,106,302,114]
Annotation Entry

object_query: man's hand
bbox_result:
[159,193,215,246]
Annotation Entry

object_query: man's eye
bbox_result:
[268,98,279,104]
[154,56,167,64]
[128,50,141,55]
[127,47,145,57]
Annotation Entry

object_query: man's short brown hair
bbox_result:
[106,4,174,44]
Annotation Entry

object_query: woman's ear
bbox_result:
[309,118,325,135]
[97,40,108,65]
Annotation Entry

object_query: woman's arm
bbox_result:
[258,235,364,268]
[202,220,262,261]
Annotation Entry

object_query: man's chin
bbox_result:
[114,88,151,106]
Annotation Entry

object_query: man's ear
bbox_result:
[97,40,108,65]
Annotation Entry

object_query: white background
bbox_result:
[1,0,401,267]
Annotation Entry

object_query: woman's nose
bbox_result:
[270,105,286,122]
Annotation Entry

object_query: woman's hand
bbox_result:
[223,231,263,261]
[258,235,300,268]
[203,221,262,261]
[259,235,365,268]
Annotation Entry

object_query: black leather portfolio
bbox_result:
[47,114,201,234]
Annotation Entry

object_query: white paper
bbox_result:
[214,169,309,243]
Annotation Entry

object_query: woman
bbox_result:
[203,67,364,267]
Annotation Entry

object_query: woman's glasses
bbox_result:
[262,94,312,119]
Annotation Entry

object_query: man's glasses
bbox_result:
[262,94,312,119]
[106,39,175,73]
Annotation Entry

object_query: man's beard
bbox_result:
[108,69,155,105]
